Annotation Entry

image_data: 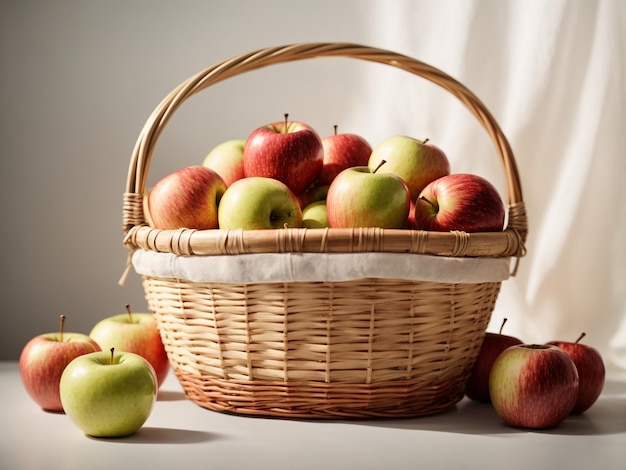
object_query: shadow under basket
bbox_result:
[121,43,528,419]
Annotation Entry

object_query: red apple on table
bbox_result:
[318,125,372,185]
[19,315,101,412]
[146,165,227,230]
[489,344,579,429]
[217,176,303,230]
[548,333,605,414]
[326,161,411,229]
[368,135,450,201]
[465,318,523,402]
[202,138,246,186]
[89,305,169,388]
[414,173,505,232]
[243,114,324,195]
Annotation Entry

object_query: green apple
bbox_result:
[368,135,450,200]
[302,200,329,228]
[60,349,157,437]
[326,164,411,228]
[89,305,169,388]
[217,176,303,229]
[202,139,246,187]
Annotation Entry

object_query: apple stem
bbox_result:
[333,124,338,136]
[499,318,508,335]
[372,160,386,174]
[59,314,66,342]
[575,332,586,344]
[419,195,438,210]
[110,347,115,365]
[284,113,289,129]
[125,304,133,323]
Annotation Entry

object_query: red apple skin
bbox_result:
[318,131,372,185]
[243,119,324,195]
[19,333,102,411]
[147,165,227,230]
[465,332,523,402]
[489,344,579,429]
[89,312,170,388]
[548,338,605,414]
[414,173,505,232]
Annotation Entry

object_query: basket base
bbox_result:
[174,372,466,419]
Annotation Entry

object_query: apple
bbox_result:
[414,173,505,232]
[243,114,324,194]
[89,305,170,387]
[19,315,101,412]
[60,348,157,437]
[489,344,579,429]
[297,184,329,210]
[368,135,450,200]
[146,165,227,230]
[202,138,246,186]
[218,176,303,230]
[465,318,523,402]
[302,200,329,228]
[318,125,372,185]
[548,333,605,414]
[326,161,411,229]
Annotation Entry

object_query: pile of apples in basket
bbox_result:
[19,115,605,438]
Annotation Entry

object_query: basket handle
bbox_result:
[122,42,527,248]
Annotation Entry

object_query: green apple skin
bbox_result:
[368,135,450,200]
[297,184,329,209]
[302,200,329,228]
[489,344,579,429]
[202,139,246,187]
[217,176,303,229]
[19,332,101,412]
[326,166,411,229]
[60,350,157,438]
[89,313,169,388]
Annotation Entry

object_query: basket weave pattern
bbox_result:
[122,43,527,418]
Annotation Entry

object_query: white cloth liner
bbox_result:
[131,249,511,284]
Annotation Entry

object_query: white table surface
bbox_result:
[2,361,625,470]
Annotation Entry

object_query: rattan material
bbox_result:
[122,43,528,418]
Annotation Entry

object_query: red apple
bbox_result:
[146,165,227,230]
[243,114,324,195]
[318,125,372,185]
[465,318,523,402]
[368,136,450,201]
[414,173,505,232]
[489,344,579,429]
[548,333,605,414]
[19,315,101,411]
[89,305,170,388]
[326,161,411,229]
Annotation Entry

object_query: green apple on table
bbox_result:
[368,135,450,201]
[218,176,303,230]
[60,348,157,438]
[19,315,101,412]
[326,162,411,229]
[89,305,170,387]
[202,138,246,187]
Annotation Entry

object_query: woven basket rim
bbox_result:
[121,42,527,263]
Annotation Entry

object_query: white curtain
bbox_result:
[349,0,626,371]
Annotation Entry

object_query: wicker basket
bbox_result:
[121,43,527,419]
